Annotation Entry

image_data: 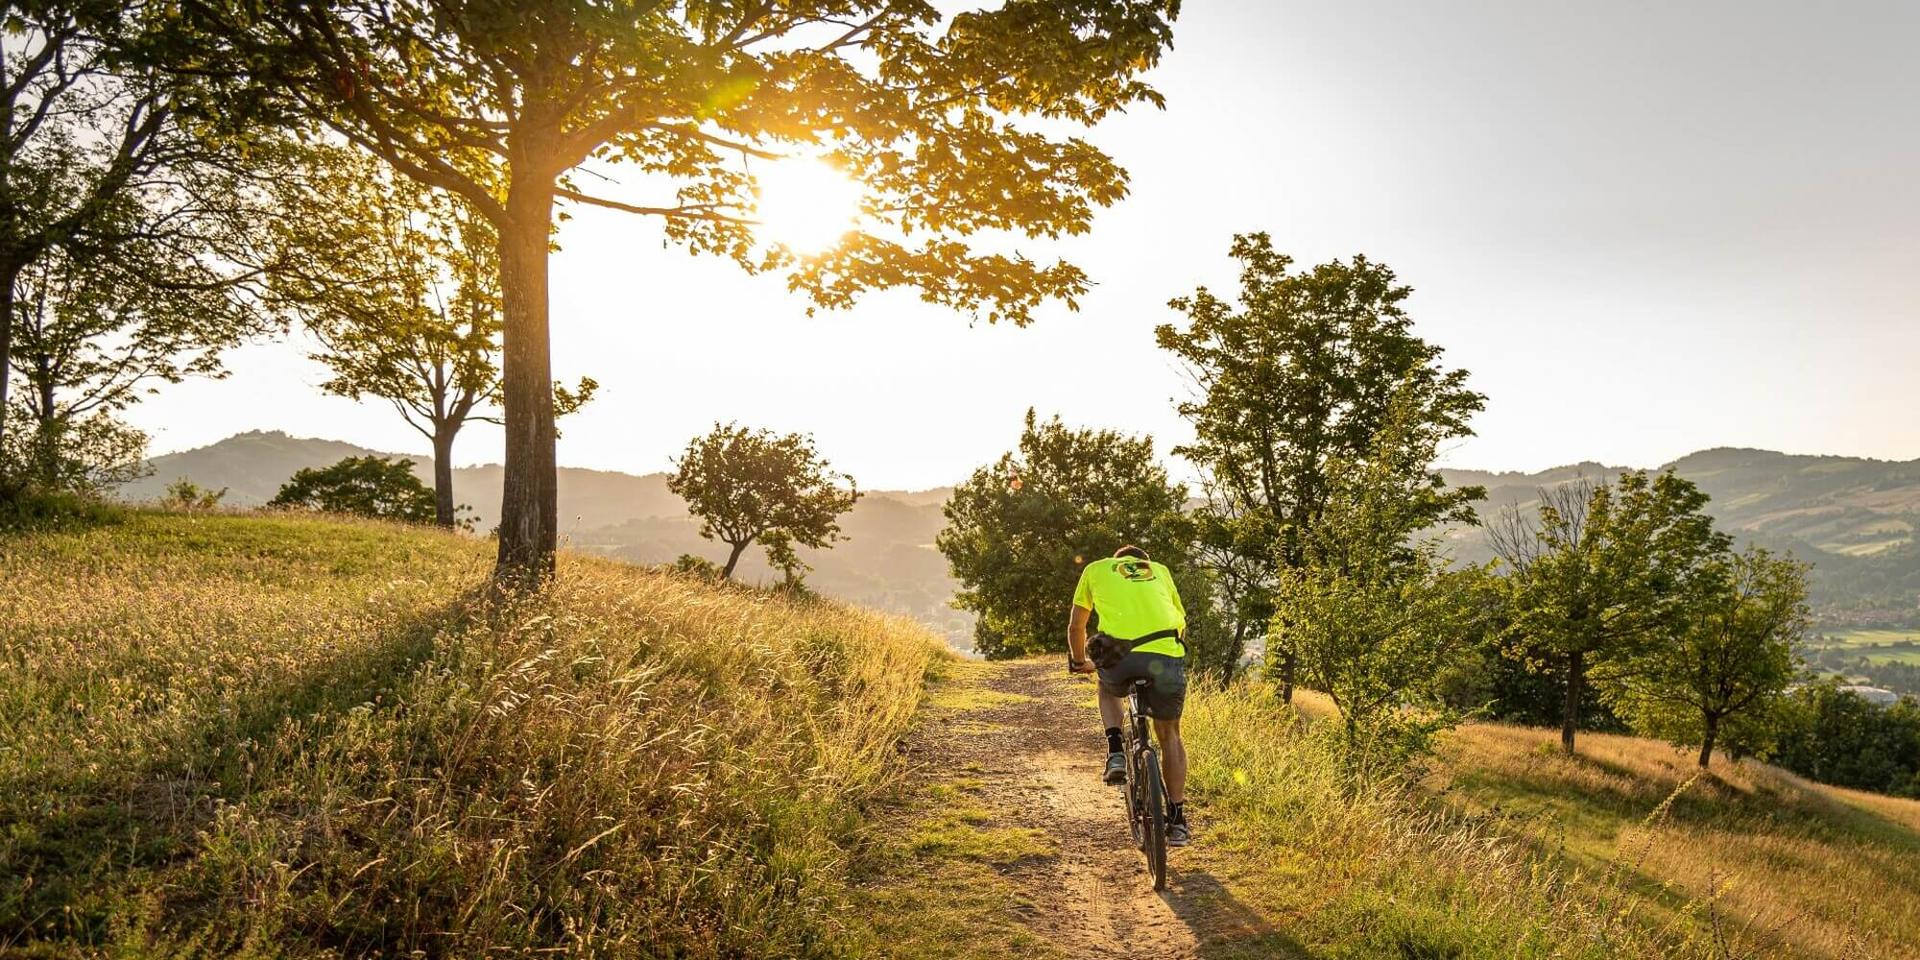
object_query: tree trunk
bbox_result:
[1223,619,1247,683]
[1279,647,1296,704]
[721,539,751,580]
[0,265,15,482]
[1562,648,1584,755]
[1698,713,1718,769]
[492,178,558,582]
[431,424,457,528]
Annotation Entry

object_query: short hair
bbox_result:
[1113,544,1149,560]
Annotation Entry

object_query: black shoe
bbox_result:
[1103,751,1126,785]
[1167,820,1191,847]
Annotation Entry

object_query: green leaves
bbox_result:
[268,455,438,524]
[937,409,1195,659]
[1159,235,1487,684]
[667,423,859,582]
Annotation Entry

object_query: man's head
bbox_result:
[1114,545,1149,560]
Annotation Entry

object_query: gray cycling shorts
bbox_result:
[1096,651,1187,719]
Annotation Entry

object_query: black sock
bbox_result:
[1104,727,1123,754]
[1170,802,1186,824]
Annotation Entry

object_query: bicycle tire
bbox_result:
[1140,745,1168,890]
[1124,747,1144,849]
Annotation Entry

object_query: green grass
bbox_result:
[0,510,942,957]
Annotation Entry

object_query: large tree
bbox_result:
[164,0,1183,581]
[1157,234,1485,699]
[269,147,593,527]
[667,422,858,582]
[1488,471,1730,755]
[937,409,1202,661]
[1603,545,1807,768]
[0,0,265,477]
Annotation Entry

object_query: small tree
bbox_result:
[667,424,858,582]
[1157,235,1485,700]
[161,477,227,512]
[268,455,437,524]
[1604,546,1808,768]
[268,147,593,527]
[6,218,261,496]
[937,409,1199,660]
[1489,471,1730,755]
[1275,389,1486,764]
[1,1,277,473]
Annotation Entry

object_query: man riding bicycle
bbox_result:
[1067,545,1191,847]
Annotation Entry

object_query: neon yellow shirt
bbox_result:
[1072,557,1186,658]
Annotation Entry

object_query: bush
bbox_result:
[1770,680,1920,796]
[269,455,436,523]
[0,487,124,531]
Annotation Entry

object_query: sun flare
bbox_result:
[752,157,862,255]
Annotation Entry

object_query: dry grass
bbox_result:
[0,510,942,957]
[1433,723,1920,959]
[1174,682,1920,958]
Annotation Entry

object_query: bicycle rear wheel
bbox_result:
[1139,745,1168,890]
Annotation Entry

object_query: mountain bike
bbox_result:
[1065,654,1170,890]
[1121,677,1170,890]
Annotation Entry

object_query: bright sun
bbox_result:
[752,157,862,255]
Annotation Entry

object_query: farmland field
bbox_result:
[1810,629,1920,664]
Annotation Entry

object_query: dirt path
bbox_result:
[882,658,1280,959]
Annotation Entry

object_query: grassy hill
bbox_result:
[0,510,942,956]
[4,510,1917,957]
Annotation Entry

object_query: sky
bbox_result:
[128,0,1920,491]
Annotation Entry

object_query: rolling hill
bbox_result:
[1441,447,1920,624]
[123,433,1920,640]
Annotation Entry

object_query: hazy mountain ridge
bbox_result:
[126,433,1920,634]
[1441,447,1920,621]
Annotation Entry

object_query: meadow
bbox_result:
[1177,686,1919,959]
[0,510,941,957]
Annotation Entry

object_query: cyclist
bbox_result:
[1066,545,1191,847]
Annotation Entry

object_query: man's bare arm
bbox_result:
[1068,605,1094,671]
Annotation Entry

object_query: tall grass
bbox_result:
[0,511,940,957]
[1181,681,1920,958]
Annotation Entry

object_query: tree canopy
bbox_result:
[162,0,1184,579]
[1489,471,1730,754]
[667,423,858,582]
[1603,545,1808,767]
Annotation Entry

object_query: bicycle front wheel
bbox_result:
[1139,745,1168,890]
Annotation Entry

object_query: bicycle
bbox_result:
[1066,651,1171,890]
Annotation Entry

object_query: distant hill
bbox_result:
[125,433,1920,637]
[1441,447,1920,625]
[122,431,970,644]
